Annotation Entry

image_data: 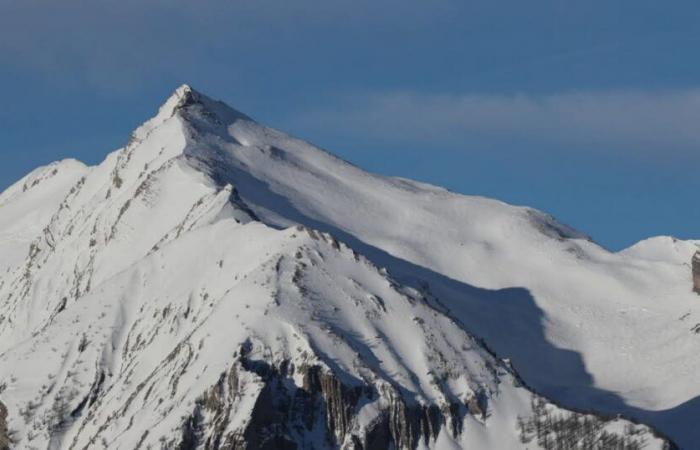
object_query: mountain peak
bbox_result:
[161,83,202,117]
[133,84,244,142]
[0,85,683,449]
[175,83,194,95]
[161,83,252,129]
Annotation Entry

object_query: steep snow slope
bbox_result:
[0,160,88,276]
[68,85,697,447]
[2,217,661,449]
[0,86,668,449]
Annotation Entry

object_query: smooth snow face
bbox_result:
[0,85,676,449]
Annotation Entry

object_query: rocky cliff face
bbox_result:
[172,352,666,450]
[0,401,10,450]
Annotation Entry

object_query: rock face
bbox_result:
[693,252,700,294]
[0,86,674,449]
[0,401,10,450]
[177,352,467,450]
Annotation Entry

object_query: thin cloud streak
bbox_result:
[290,90,700,152]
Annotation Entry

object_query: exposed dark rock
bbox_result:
[174,86,200,112]
[70,370,105,418]
[517,397,675,450]
[0,401,10,450]
[168,351,676,450]
[197,367,244,450]
[180,352,480,450]
[177,405,204,450]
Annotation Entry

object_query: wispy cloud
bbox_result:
[290,90,700,152]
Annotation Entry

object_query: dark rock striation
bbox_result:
[167,346,672,450]
[172,348,477,450]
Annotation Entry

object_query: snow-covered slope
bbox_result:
[129,86,698,447]
[0,85,682,449]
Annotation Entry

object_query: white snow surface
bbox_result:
[0,84,684,449]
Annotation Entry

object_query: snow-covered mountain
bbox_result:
[0,85,687,449]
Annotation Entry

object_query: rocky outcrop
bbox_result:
[517,397,665,450]
[0,400,10,450]
[235,358,473,450]
[167,347,670,450]
[693,251,700,294]
[171,349,477,450]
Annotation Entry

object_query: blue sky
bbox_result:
[1,0,699,250]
